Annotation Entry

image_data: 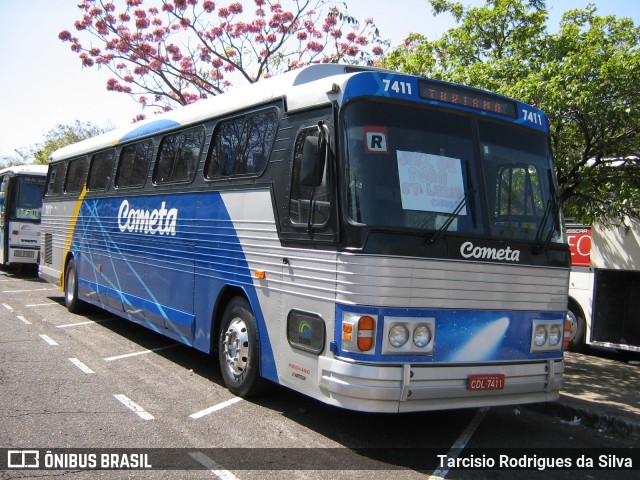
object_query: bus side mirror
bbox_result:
[300,135,326,187]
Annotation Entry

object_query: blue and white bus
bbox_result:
[40,65,569,412]
[0,165,48,268]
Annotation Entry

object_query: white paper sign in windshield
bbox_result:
[397,151,466,214]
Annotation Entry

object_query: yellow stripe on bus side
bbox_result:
[60,186,88,288]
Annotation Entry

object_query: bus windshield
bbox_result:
[12,176,46,221]
[343,101,561,244]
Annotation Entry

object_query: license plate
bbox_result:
[468,374,505,391]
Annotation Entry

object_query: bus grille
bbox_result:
[44,233,53,265]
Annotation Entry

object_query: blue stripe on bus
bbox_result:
[335,304,564,363]
[69,191,278,382]
[117,119,182,144]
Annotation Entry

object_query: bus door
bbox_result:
[278,115,338,384]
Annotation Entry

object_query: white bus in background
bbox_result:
[0,165,48,268]
[566,221,640,353]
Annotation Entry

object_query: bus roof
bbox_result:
[49,64,544,163]
[50,64,385,163]
[0,164,48,176]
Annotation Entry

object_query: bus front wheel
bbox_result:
[566,308,586,352]
[65,260,84,313]
[218,297,265,397]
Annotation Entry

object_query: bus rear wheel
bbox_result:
[65,259,84,313]
[218,297,265,397]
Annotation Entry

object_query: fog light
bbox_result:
[534,325,547,347]
[413,324,432,348]
[389,324,409,348]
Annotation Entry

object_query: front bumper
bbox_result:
[319,356,563,413]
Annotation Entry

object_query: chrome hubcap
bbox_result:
[223,318,249,377]
[66,271,75,303]
[565,311,577,342]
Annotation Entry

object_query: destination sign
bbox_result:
[419,80,517,118]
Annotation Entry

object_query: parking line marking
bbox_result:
[189,397,243,419]
[2,288,58,293]
[2,303,14,312]
[69,358,95,374]
[57,321,95,328]
[39,334,59,346]
[26,302,59,307]
[188,451,239,480]
[428,407,489,480]
[16,316,32,325]
[104,345,176,362]
[113,394,154,421]
[56,318,117,328]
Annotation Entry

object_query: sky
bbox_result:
[1,0,640,160]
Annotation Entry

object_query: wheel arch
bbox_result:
[210,285,250,353]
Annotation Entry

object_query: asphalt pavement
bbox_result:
[530,350,640,441]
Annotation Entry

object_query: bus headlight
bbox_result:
[413,324,432,348]
[549,325,562,347]
[389,324,409,348]
[530,319,564,353]
[383,317,435,355]
[534,325,548,347]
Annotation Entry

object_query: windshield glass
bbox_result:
[479,120,562,242]
[342,101,561,244]
[12,176,45,221]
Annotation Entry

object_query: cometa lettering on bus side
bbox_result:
[117,199,178,236]
[460,241,520,262]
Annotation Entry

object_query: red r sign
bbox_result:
[364,126,389,154]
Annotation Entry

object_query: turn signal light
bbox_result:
[357,316,375,351]
[563,317,572,350]
[341,313,377,354]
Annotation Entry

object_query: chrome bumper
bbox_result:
[319,357,563,413]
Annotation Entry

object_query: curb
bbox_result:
[527,399,640,442]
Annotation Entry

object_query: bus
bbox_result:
[39,65,569,412]
[0,165,48,268]
[566,222,640,353]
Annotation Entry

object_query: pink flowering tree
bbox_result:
[60,0,386,117]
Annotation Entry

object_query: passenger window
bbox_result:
[117,140,153,188]
[238,111,277,175]
[206,118,245,178]
[87,150,115,191]
[65,157,88,194]
[205,110,277,178]
[289,128,331,226]
[154,126,204,184]
[46,164,65,196]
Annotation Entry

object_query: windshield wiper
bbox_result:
[535,170,560,253]
[427,159,476,245]
[427,189,474,245]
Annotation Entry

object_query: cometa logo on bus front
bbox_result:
[117,199,178,236]
[460,241,520,262]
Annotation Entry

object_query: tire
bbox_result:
[566,307,586,353]
[218,297,265,397]
[65,259,84,314]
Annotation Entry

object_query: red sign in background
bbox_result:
[566,227,592,267]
